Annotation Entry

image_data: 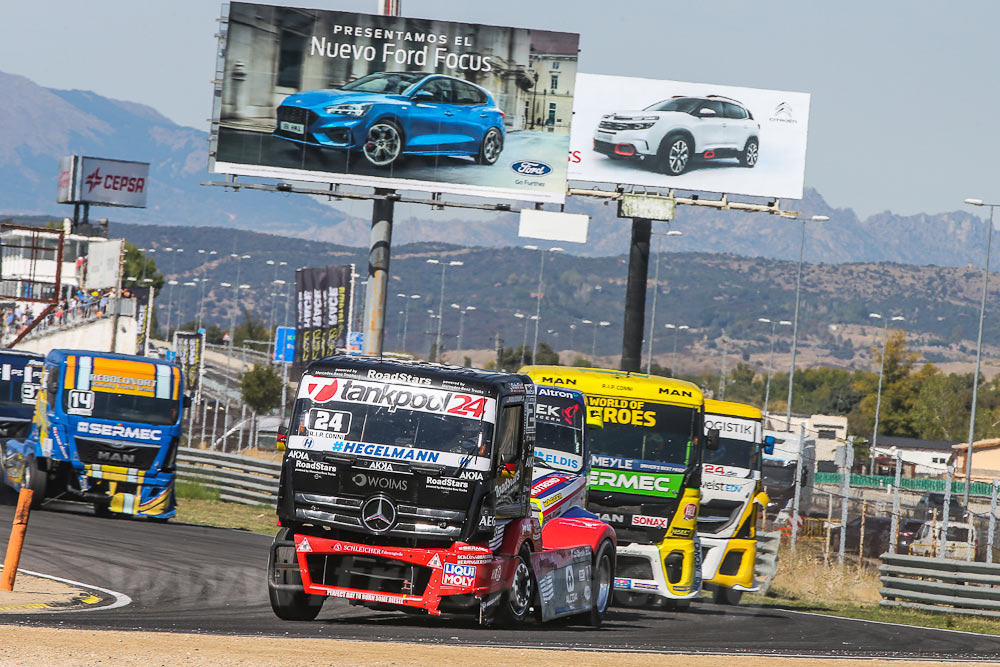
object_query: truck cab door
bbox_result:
[493,400,529,520]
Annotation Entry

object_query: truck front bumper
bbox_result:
[78,464,176,518]
[700,536,758,592]
[613,537,701,600]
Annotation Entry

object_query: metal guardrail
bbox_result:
[755,530,781,595]
[880,553,1000,618]
[177,447,280,506]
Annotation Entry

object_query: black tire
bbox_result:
[477,127,503,165]
[497,547,536,626]
[739,138,759,168]
[93,501,112,518]
[658,134,692,175]
[361,120,404,168]
[713,586,743,605]
[586,540,615,627]
[267,528,324,621]
[21,455,46,508]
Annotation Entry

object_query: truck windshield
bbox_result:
[60,357,180,426]
[588,397,696,467]
[0,358,41,411]
[534,388,584,473]
[290,375,496,470]
[703,415,761,470]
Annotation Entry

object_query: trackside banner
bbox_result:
[294,265,352,376]
[210,2,579,203]
[174,331,205,400]
[569,73,810,199]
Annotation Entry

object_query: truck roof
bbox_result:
[704,399,762,420]
[305,355,528,396]
[46,349,180,369]
[0,349,44,362]
[520,365,703,408]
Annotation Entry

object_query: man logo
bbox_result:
[361,495,396,533]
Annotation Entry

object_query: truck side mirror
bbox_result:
[706,428,720,451]
[500,462,517,478]
[586,407,604,430]
[183,394,192,409]
[763,435,775,456]
[276,419,289,451]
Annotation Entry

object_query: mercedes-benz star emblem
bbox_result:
[361,495,396,533]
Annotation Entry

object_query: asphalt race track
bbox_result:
[3,501,1000,660]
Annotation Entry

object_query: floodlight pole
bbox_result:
[362,0,401,355]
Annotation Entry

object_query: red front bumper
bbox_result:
[293,533,505,615]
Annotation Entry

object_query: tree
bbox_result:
[534,342,560,366]
[241,364,283,414]
[234,308,270,347]
[852,329,921,438]
[123,242,165,293]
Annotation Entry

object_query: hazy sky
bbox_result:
[3,1,997,219]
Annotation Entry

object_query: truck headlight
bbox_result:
[325,103,372,117]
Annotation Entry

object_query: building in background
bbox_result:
[872,435,958,477]
[952,439,1000,483]
[526,31,577,133]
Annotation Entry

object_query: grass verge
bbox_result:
[749,540,1000,635]
[175,497,277,535]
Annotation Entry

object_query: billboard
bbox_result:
[56,156,149,208]
[295,264,353,375]
[569,74,811,200]
[83,239,124,290]
[174,331,206,400]
[211,2,579,203]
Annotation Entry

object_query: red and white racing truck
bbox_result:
[268,357,616,626]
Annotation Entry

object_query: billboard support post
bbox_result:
[620,218,651,372]
[363,191,395,356]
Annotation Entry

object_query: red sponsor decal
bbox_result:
[561,403,581,425]
[683,503,697,520]
[631,514,670,528]
[306,378,339,403]
[531,474,569,495]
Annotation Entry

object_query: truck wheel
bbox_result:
[21,456,46,508]
[586,540,615,627]
[713,586,742,605]
[267,528,324,621]
[498,547,536,626]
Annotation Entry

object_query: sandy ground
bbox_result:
[0,626,979,667]
[0,573,89,612]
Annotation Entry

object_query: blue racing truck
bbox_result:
[1,349,186,519]
[0,350,45,491]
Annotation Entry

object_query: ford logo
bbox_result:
[511,160,552,176]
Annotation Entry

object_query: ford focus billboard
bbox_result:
[210,3,579,204]
[569,74,811,200]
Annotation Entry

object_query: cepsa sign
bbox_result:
[56,156,149,208]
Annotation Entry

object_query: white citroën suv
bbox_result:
[592,96,760,176]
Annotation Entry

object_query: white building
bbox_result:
[764,413,848,464]
[873,435,958,477]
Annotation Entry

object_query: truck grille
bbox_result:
[294,492,466,539]
[75,437,160,471]
[617,554,654,580]
[697,499,745,535]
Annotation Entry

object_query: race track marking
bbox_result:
[13,568,132,613]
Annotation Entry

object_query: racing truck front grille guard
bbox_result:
[294,492,465,538]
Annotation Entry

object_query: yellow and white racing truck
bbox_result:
[523,366,717,608]
[699,399,773,605]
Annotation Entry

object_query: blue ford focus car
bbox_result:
[273,72,505,169]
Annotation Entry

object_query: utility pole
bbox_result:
[620,218,651,372]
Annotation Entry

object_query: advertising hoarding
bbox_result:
[174,331,206,400]
[211,2,579,203]
[569,74,810,200]
[83,239,124,290]
[56,156,150,208]
[295,265,353,375]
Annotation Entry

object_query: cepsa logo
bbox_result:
[84,168,146,194]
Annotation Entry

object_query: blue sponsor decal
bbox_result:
[590,455,685,473]
[511,160,552,176]
[303,438,315,449]
[444,562,476,577]
[534,449,581,470]
[614,577,631,590]
[328,440,441,463]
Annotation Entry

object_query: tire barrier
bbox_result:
[880,553,1000,618]
[755,530,781,595]
[176,448,280,505]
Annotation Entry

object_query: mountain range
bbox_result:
[0,69,995,268]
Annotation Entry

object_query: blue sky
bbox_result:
[3,0,998,218]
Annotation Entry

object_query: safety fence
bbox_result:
[813,472,994,497]
[880,553,1000,618]
[177,447,280,506]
